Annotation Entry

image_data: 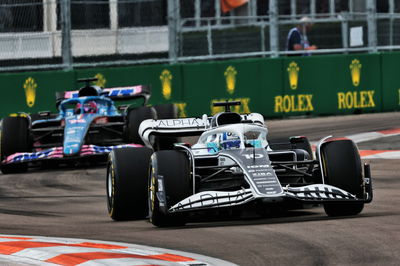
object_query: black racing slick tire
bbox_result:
[1,116,31,174]
[320,139,364,216]
[107,147,153,221]
[149,150,191,227]
[153,103,178,119]
[125,106,156,145]
[153,104,180,150]
[290,136,313,159]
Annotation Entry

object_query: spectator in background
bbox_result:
[286,17,317,56]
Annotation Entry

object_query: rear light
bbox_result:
[61,119,65,126]
[94,117,108,124]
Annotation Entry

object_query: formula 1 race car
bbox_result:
[106,101,373,226]
[0,78,177,174]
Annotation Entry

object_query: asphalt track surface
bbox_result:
[1,112,400,265]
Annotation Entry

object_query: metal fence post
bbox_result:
[367,0,377,53]
[389,0,394,48]
[60,0,72,70]
[168,0,178,63]
[290,0,296,20]
[207,21,213,56]
[340,12,349,53]
[215,0,221,26]
[195,0,200,27]
[310,0,316,19]
[269,0,279,58]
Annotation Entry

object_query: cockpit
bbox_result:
[193,124,268,155]
[59,97,117,117]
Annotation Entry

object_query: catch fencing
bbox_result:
[1,0,400,71]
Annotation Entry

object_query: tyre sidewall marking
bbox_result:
[107,153,116,217]
[149,154,158,222]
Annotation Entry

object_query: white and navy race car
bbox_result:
[0,78,177,174]
[106,101,373,226]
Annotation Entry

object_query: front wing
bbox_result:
[168,183,373,213]
[2,144,142,164]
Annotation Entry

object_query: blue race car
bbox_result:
[0,78,177,174]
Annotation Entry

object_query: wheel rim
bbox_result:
[148,156,157,220]
[107,167,112,199]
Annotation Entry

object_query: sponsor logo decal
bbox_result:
[274,61,314,113]
[337,58,376,110]
[274,94,314,113]
[224,65,237,94]
[175,102,187,118]
[242,153,264,160]
[287,61,299,90]
[247,164,270,169]
[350,59,361,86]
[94,73,106,87]
[108,88,136,97]
[160,69,172,100]
[156,118,203,127]
[23,77,37,107]
[69,119,86,124]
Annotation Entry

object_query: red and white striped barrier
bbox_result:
[0,235,237,266]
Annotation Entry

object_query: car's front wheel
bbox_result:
[107,147,152,221]
[320,139,364,216]
[148,150,191,227]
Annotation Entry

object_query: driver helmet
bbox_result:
[75,103,82,114]
[75,101,98,114]
[84,101,98,113]
[219,132,241,150]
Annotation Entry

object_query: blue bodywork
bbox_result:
[3,85,148,165]
[52,96,119,156]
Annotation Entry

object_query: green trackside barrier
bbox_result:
[181,57,283,118]
[277,53,382,116]
[75,64,186,116]
[0,65,185,119]
[0,70,75,118]
[0,52,395,119]
[381,52,400,111]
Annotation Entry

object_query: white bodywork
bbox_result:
[138,112,265,148]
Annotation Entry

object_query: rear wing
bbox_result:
[139,113,264,147]
[56,85,151,106]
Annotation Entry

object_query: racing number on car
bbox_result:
[242,153,264,160]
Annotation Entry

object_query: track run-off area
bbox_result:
[0,111,399,265]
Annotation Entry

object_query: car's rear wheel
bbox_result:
[149,150,191,227]
[290,136,313,159]
[320,139,364,216]
[1,116,31,174]
[125,106,156,145]
[107,147,153,221]
[153,104,181,150]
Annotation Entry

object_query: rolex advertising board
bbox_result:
[334,54,381,114]
[75,64,185,114]
[0,53,392,120]
[181,58,283,117]
[381,52,400,111]
[0,70,75,118]
[279,54,381,116]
